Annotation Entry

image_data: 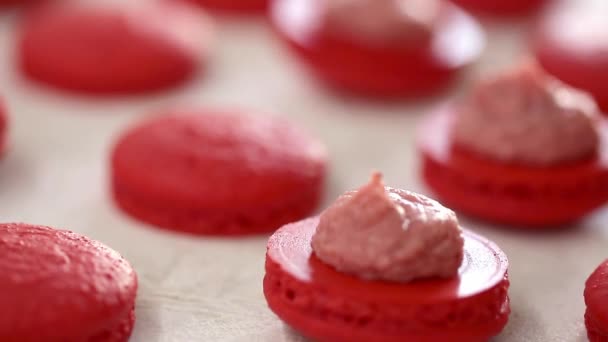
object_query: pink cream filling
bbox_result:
[311,173,464,283]
[320,0,441,46]
[454,62,601,166]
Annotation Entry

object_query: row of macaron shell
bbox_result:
[2,179,606,341]
[1,1,601,340]
[6,0,603,105]
[2,61,607,234]
[0,0,607,232]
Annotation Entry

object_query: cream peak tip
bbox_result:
[369,171,385,187]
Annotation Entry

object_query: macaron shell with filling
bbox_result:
[264,217,510,342]
[419,105,608,227]
[270,0,484,98]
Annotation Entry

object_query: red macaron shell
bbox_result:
[585,260,608,342]
[0,223,138,342]
[450,0,547,16]
[534,5,608,113]
[89,309,135,342]
[111,110,327,235]
[184,0,267,13]
[271,0,484,98]
[419,106,608,227]
[19,1,211,95]
[264,217,510,342]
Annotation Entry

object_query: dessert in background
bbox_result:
[270,0,484,98]
[264,173,510,342]
[111,109,327,235]
[18,0,212,95]
[535,0,608,112]
[419,62,608,227]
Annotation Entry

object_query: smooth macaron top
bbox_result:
[585,259,608,324]
[112,110,327,209]
[19,0,212,94]
[0,223,137,341]
[534,1,608,112]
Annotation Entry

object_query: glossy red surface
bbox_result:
[18,1,211,95]
[450,0,547,16]
[184,0,267,13]
[264,217,510,342]
[585,260,608,341]
[419,106,608,226]
[0,223,137,342]
[111,110,327,235]
[270,0,484,98]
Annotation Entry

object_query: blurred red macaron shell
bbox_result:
[585,260,608,342]
[18,1,212,95]
[270,0,484,98]
[263,217,510,342]
[0,223,138,342]
[111,110,328,236]
[534,2,608,113]
[419,105,608,227]
[450,0,548,16]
